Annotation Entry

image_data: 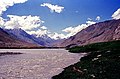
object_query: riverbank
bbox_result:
[52,40,120,79]
[0,47,65,49]
[0,49,83,79]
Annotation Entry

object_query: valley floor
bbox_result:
[0,49,84,79]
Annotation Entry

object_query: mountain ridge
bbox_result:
[5,28,57,47]
[0,28,38,47]
[1,19,120,48]
[57,19,120,47]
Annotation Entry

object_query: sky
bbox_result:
[0,0,120,39]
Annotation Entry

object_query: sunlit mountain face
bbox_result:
[0,0,120,40]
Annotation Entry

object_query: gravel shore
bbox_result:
[0,49,84,79]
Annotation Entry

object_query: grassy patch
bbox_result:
[52,40,120,79]
[68,40,120,53]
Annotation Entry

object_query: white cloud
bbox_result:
[0,0,27,16]
[48,32,66,40]
[75,11,79,13]
[96,16,100,21]
[0,0,65,40]
[62,27,74,33]
[0,17,5,27]
[41,3,64,13]
[41,26,47,30]
[112,8,120,20]
[62,20,96,38]
[4,15,43,30]
[0,14,65,40]
[26,29,48,37]
[27,29,66,40]
[86,20,96,25]
[0,0,99,40]
[87,18,92,21]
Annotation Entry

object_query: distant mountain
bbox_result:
[58,19,120,47]
[5,29,56,47]
[0,28,37,47]
[34,34,57,47]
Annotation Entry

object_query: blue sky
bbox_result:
[0,0,120,39]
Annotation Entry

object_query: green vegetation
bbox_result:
[52,40,120,79]
[68,40,120,53]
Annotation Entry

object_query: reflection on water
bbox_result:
[0,49,84,79]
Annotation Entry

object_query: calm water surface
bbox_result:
[0,49,84,79]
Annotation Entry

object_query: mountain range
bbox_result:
[0,28,37,47]
[0,19,120,48]
[57,19,120,47]
[5,29,56,47]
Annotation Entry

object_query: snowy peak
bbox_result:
[5,28,57,47]
[0,28,37,47]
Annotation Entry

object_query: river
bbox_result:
[0,49,84,79]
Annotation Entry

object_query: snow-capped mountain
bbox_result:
[0,28,37,47]
[33,34,57,47]
[5,28,56,47]
[5,29,44,46]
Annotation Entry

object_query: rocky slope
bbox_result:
[0,28,37,47]
[59,19,120,47]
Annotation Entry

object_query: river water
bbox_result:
[0,49,84,79]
